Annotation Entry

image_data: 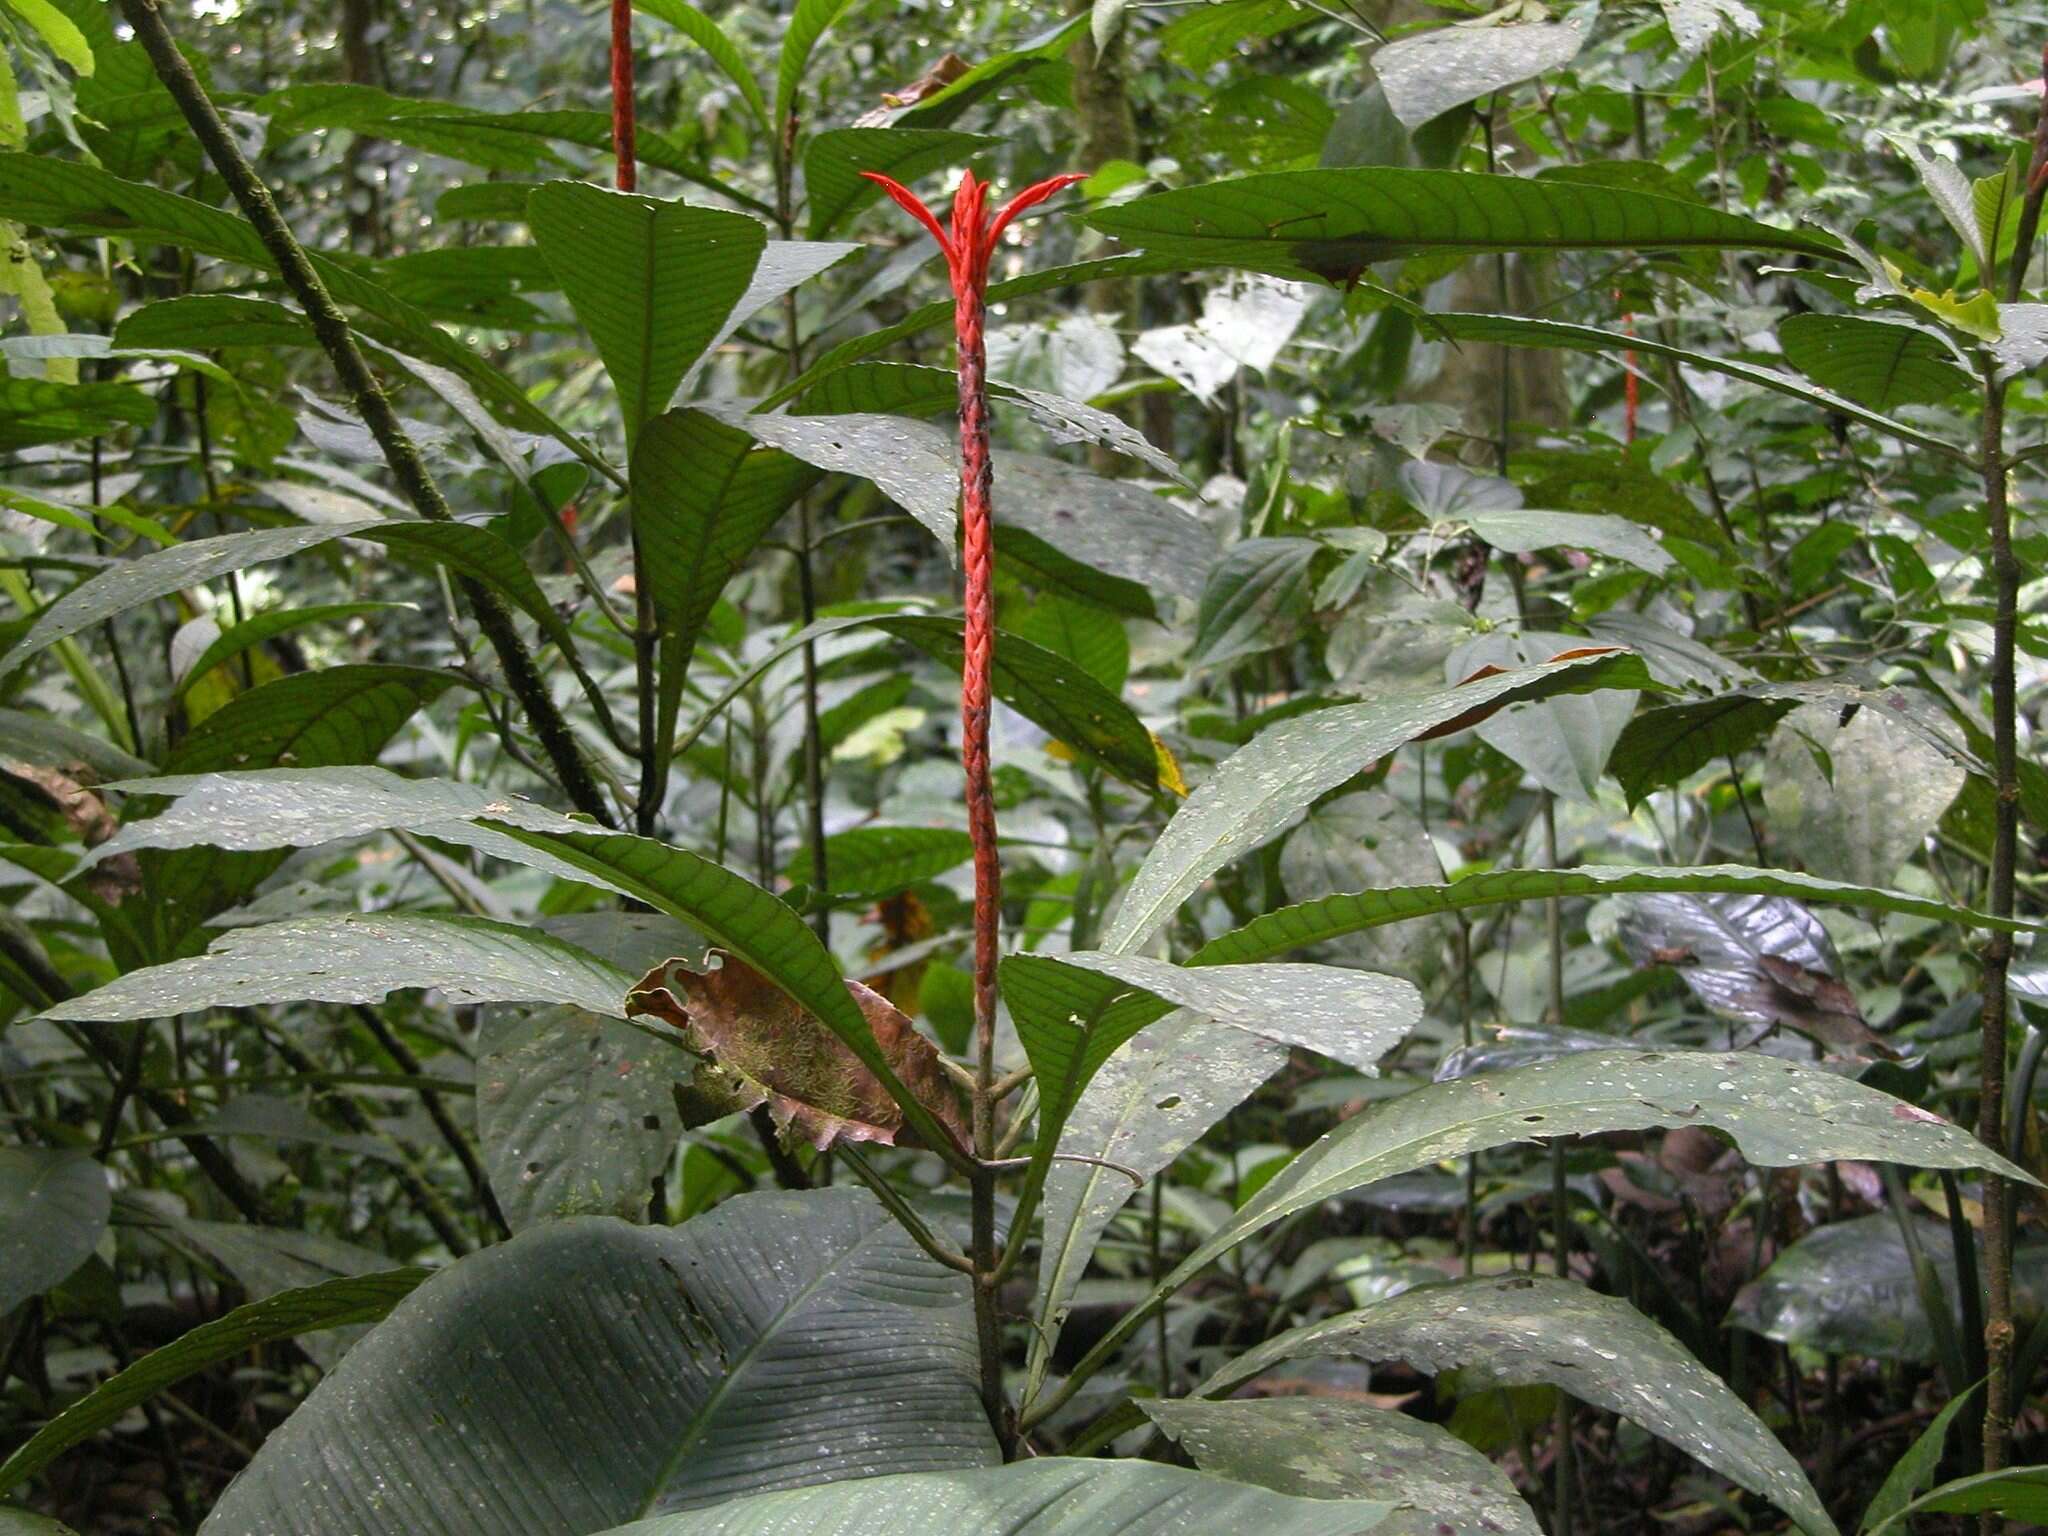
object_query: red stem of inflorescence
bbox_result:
[609,0,636,192]
[861,168,1085,1133]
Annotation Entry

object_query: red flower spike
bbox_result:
[859,167,1084,1163]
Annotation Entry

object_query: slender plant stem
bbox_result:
[116,0,615,826]
[1971,78,2048,1494]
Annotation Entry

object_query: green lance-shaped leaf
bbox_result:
[1424,312,1968,461]
[0,375,155,447]
[784,825,975,898]
[0,1271,427,1497]
[633,0,768,128]
[197,1192,999,1536]
[1865,1466,2048,1534]
[528,183,766,441]
[1032,1049,2031,1428]
[1144,1398,1540,1536]
[1609,693,1798,805]
[1188,862,2041,968]
[171,603,412,702]
[1083,166,1842,286]
[40,913,635,1022]
[775,0,858,127]
[1099,648,1648,956]
[1198,1276,1838,1536]
[581,1460,1394,1536]
[632,408,818,757]
[0,1149,109,1317]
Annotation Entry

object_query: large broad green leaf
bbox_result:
[587,1460,1394,1536]
[1777,313,1974,411]
[1729,1215,2048,1363]
[1027,1016,1284,1398]
[0,1149,109,1316]
[1190,537,1319,669]
[1188,863,2040,969]
[170,603,411,702]
[1425,312,1967,461]
[993,452,1219,602]
[804,127,996,237]
[704,405,959,549]
[775,0,857,126]
[1449,630,1638,803]
[198,1192,999,1535]
[633,0,768,127]
[528,183,766,440]
[1466,509,1673,575]
[0,1271,426,1497]
[40,913,634,1021]
[1763,700,1966,890]
[1084,168,1841,286]
[477,1004,684,1230]
[1609,693,1797,805]
[1144,1399,1540,1536]
[1038,1050,2030,1425]
[0,709,149,780]
[1197,1277,1837,1536]
[788,825,974,897]
[632,408,818,753]
[1100,649,1646,955]
[1372,17,1584,131]
[114,293,316,351]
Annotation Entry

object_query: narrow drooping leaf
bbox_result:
[1865,1466,2048,1534]
[633,0,769,127]
[1860,1385,1981,1532]
[1144,1399,1541,1536]
[0,1150,109,1317]
[40,913,635,1021]
[1197,1277,1838,1536]
[1188,863,2039,970]
[1100,649,1645,955]
[1084,167,1841,286]
[528,183,766,439]
[0,1272,427,1497]
[198,1192,999,1535]
[582,1460,1394,1536]
[775,0,857,126]
[627,953,968,1153]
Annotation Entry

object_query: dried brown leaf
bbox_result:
[626,951,969,1154]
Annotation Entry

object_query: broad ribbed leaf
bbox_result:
[198,1192,998,1535]
[1085,168,1841,285]
[1778,313,1974,410]
[589,1460,1392,1536]
[0,1271,427,1497]
[634,0,768,127]
[787,825,973,896]
[0,1150,108,1316]
[1100,649,1644,955]
[1191,537,1318,668]
[632,408,818,750]
[1609,694,1795,805]
[1144,1399,1539,1536]
[1198,1277,1836,1536]
[114,294,313,350]
[1764,700,1966,889]
[993,452,1219,601]
[528,183,765,439]
[40,913,633,1021]
[1426,312,1966,460]
[805,127,996,237]
[1188,863,2038,969]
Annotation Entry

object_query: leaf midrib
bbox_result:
[633,1214,902,1515]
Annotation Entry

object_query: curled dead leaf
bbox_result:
[626,951,969,1155]
[852,52,972,126]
